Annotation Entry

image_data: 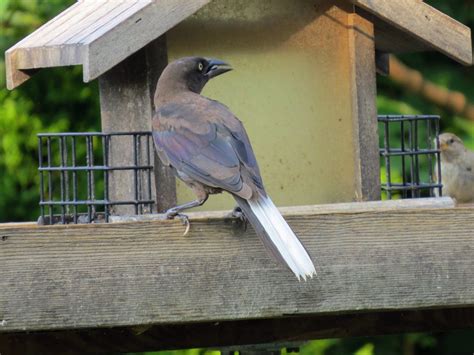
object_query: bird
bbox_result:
[152,57,316,280]
[436,132,474,203]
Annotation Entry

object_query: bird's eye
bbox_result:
[449,138,454,144]
[198,62,204,71]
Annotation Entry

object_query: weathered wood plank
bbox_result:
[146,36,178,213]
[76,0,152,45]
[4,0,209,89]
[109,197,455,222]
[6,0,472,90]
[84,0,211,81]
[2,308,474,355]
[355,8,431,55]
[66,2,142,44]
[4,51,39,90]
[348,14,380,201]
[9,1,83,49]
[39,1,105,47]
[47,1,128,46]
[6,45,82,70]
[351,0,473,65]
[0,197,458,227]
[0,205,473,333]
[98,36,176,215]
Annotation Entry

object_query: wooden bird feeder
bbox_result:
[2,1,473,354]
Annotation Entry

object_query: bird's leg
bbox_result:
[164,183,209,219]
[164,199,206,219]
[163,185,209,235]
[164,198,207,236]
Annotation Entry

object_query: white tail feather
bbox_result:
[248,195,316,280]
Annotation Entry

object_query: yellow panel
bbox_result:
[167,0,359,210]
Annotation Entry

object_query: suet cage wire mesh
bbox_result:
[378,114,442,199]
[37,132,155,225]
[36,115,443,224]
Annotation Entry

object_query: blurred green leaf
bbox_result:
[354,343,374,355]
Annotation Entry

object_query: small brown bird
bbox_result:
[436,133,474,203]
[152,57,316,280]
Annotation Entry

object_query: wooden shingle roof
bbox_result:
[5,0,472,90]
[352,0,472,65]
[5,0,211,89]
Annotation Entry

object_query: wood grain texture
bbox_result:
[84,0,211,81]
[351,0,473,65]
[4,51,38,90]
[348,14,380,201]
[109,197,455,222]
[6,0,471,89]
[99,36,176,215]
[355,8,428,54]
[0,204,473,333]
[146,36,178,213]
[5,0,211,89]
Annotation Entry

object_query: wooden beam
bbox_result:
[348,14,380,201]
[110,197,455,222]
[2,308,474,354]
[83,0,212,81]
[5,0,212,89]
[98,36,176,215]
[0,202,473,334]
[351,0,473,65]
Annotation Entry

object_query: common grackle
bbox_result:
[152,57,316,280]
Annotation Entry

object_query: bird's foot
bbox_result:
[164,211,191,236]
[230,206,248,231]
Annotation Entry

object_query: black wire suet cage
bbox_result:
[37,115,443,225]
[37,132,155,225]
[378,114,442,199]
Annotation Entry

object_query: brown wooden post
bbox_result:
[348,13,381,201]
[98,36,176,215]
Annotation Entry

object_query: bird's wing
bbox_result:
[152,100,263,198]
[459,150,474,199]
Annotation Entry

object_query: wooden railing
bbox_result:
[1,198,473,354]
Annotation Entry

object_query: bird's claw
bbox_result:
[164,211,191,236]
[230,206,248,231]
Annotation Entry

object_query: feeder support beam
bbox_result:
[98,36,176,214]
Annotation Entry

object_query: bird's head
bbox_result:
[157,56,232,95]
[438,132,465,160]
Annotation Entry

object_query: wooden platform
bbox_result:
[1,198,473,354]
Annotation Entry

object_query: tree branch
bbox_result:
[389,55,474,122]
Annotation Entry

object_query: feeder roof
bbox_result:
[5,0,472,90]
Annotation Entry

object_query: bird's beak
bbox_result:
[204,58,233,79]
[439,141,447,151]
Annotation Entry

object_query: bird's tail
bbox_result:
[234,194,316,281]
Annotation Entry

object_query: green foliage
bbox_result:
[0,0,100,222]
[377,0,474,145]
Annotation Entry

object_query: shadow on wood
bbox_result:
[1,308,474,355]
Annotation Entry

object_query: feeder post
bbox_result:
[348,12,381,201]
[98,36,176,214]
